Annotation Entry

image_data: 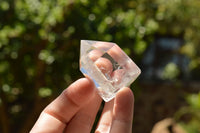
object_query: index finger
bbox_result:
[30,78,95,133]
[110,87,134,133]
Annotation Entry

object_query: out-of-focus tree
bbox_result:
[175,93,200,133]
[154,0,200,80]
[0,0,199,133]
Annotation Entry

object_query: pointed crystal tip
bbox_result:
[80,40,141,102]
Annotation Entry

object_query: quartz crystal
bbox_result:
[80,40,141,102]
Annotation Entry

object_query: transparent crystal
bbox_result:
[80,40,141,102]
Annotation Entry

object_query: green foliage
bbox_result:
[175,93,200,133]
[162,63,180,80]
[187,93,200,109]
[38,87,52,98]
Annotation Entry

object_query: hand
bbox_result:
[30,78,134,133]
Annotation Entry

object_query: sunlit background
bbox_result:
[0,0,200,133]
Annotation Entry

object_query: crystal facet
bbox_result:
[80,40,141,102]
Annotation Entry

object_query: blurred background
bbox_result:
[0,0,200,133]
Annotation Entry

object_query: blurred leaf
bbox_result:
[0,1,9,11]
[145,19,159,34]
[181,42,196,58]
[38,50,55,64]
[134,41,147,55]
[123,48,131,56]
[186,93,200,109]
[38,87,52,98]
[180,121,200,133]
[162,63,180,80]
[0,61,9,73]
[2,84,11,93]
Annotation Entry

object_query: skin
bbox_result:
[30,78,134,133]
[31,42,134,133]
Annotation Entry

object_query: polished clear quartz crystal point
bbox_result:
[80,40,141,102]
